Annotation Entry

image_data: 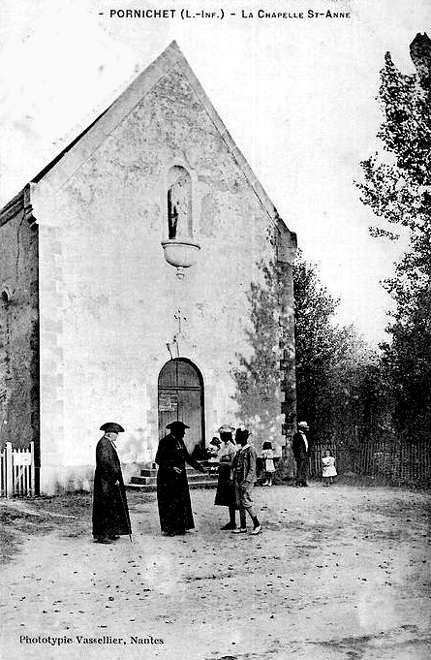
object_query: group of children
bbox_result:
[208,436,337,485]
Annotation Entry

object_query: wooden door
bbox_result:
[158,359,204,454]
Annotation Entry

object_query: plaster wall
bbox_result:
[34,68,295,492]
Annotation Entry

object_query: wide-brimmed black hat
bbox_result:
[166,421,190,430]
[100,422,125,433]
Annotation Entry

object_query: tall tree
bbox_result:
[293,252,339,437]
[357,33,431,441]
[293,252,383,452]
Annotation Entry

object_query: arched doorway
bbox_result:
[158,359,205,454]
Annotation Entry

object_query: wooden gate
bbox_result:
[0,442,36,497]
[158,359,204,454]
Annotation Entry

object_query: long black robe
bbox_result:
[292,431,309,486]
[155,434,204,534]
[92,435,131,539]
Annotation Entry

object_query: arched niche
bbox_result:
[167,166,193,240]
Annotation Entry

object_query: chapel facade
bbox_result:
[0,42,297,493]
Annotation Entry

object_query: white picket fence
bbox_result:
[0,442,35,497]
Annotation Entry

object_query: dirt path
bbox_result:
[1,485,430,660]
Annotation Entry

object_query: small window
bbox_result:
[167,166,192,240]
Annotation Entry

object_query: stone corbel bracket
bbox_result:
[23,183,37,228]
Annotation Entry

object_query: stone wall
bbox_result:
[276,218,297,477]
[0,187,40,484]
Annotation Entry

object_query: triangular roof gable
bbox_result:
[33,41,283,224]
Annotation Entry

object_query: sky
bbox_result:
[0,0,429,344]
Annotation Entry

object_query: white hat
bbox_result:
[298,421,309,428]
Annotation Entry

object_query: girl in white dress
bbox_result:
[262,441,275,487]
[321,449,337,485]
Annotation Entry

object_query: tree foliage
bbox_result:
[357,34,431,441]
[294,252,384,454]
[293,253,339,433]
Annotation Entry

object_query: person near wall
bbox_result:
[292,421,310,487]
[261,441,276,487]
[232,427,261,535]
[155,421,207,536]
[92,422,132,544]
[214,425,238,530]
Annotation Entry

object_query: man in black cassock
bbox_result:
[92,422,132,544]
[155,421,207,536]
[292,420,310,487]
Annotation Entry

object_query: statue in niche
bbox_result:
[167,166,192,240]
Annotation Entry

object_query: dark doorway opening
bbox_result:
[158,358,205,454]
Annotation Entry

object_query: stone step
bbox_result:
[130,476,156,485]
[131,473,218,485]
[126,479,217,493]
[128,465,218,491]
[139,465,215,477]
[126,483,157,493]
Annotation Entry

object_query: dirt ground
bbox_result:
[1,483,430,660]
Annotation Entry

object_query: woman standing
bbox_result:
[214,425,238,530]
[155,421,207,536]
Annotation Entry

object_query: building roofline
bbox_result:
[0,183,37,228]
[1,41,294,238]
[0,189,25,227]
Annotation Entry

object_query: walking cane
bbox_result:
[118,485,133,543]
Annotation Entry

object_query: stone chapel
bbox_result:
[0,42,297,494]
